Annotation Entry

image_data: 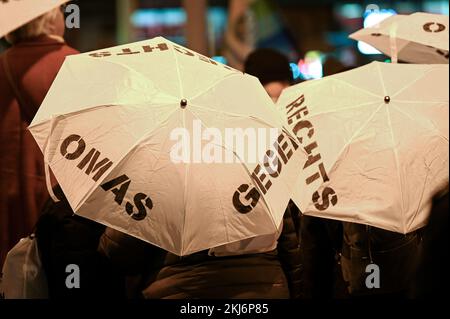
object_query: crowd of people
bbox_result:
[0,5,448,299]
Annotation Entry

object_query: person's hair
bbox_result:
[5,7,60,44]
[244,48,293,85]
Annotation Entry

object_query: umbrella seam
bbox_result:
[292,101,380,120]
[392,68,439,99]
[391,103,449,141]
[301,102,386,214]
[188,109,278,231]
[189,109,230,246]
[376,62,387,97]
[39,103,176,170]
[188,102,286,133]
[188,73,244,101]
[72,107,180,211]
[170,41,184,98]
[181,105,188,255]
[407,165,430,232]
[170,40,188,254]
[379,62,406,232]
[331,69,383,100]
[385,102,406,233]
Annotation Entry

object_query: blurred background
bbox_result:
[1,0,449,80]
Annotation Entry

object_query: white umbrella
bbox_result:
[350,12,449,64]
[277,61,449,234]
[28,37,302,256]
[0,0,69,38]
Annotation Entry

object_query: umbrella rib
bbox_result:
[376,62,387,97]
[294,101,380,120]
[391,68,436,99]
[393,100,448,104]
[301,102,386,214]
[385,102,406,233]
[171,42,184,98]
[38,102,176,173]
[187,109,277,230]
[188,73,243,101]
[181,104,189,255]
[391,103,449,142]
[188,102,285,130]
[73,107,180,212]
[185,110,230,242]
[407,166,430,232]
[171,46,188,251]
[330,76,382,100]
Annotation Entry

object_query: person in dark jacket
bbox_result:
[298,215,346,298]
[0,5,78,265]
[411,188,449,298]
[35,186,125,299]
[340,222,423,298]
[98,203,302,299]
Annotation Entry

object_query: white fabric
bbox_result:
[350,12,449,64]
[0,0,69,38]
[28,37,302,256]
[277,61,449,234]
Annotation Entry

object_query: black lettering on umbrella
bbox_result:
[101,174,131,205]
[232,184,261,214]
[89,51,112,58]
[251,164,272,194]
[423,22,446,33]
[312,187,338,211]
[142,43,169,53]
[126,193,153,221]
[263,150,281,178]
[117,48,140,55]
[60,134,86,160]
[77,148,113,182]
[436,49,449,59]
[283,94,339,211]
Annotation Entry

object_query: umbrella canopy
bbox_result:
[350,12,449,64]
[29,37,302,256]
[277,61,449,234]
[0,0,69,38]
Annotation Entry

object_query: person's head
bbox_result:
[244,48,293,102]
[5,6,65,44]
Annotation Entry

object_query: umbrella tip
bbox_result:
[384,96,391,103]
[180,99,188,108]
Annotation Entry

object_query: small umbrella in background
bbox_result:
[277,61,449,234]
[28,37,303,256]
[350,12,449,64]
[0,0,69,38]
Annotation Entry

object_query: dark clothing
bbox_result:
[244,48,293,85]
[0,35,78,265]
[278,201,302,298]
[412,192,449,298]
[35,186,125,299]
[298,215,346,298]
[340,222,423,297]
[98,206,302,299]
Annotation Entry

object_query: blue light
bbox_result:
[363,9,396,28]
[339,3,364,19]
[358,9,397,55]
[212,56,227,65]
[290,63,301,80]
[423,1,449,15]
[131,8,186,28]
